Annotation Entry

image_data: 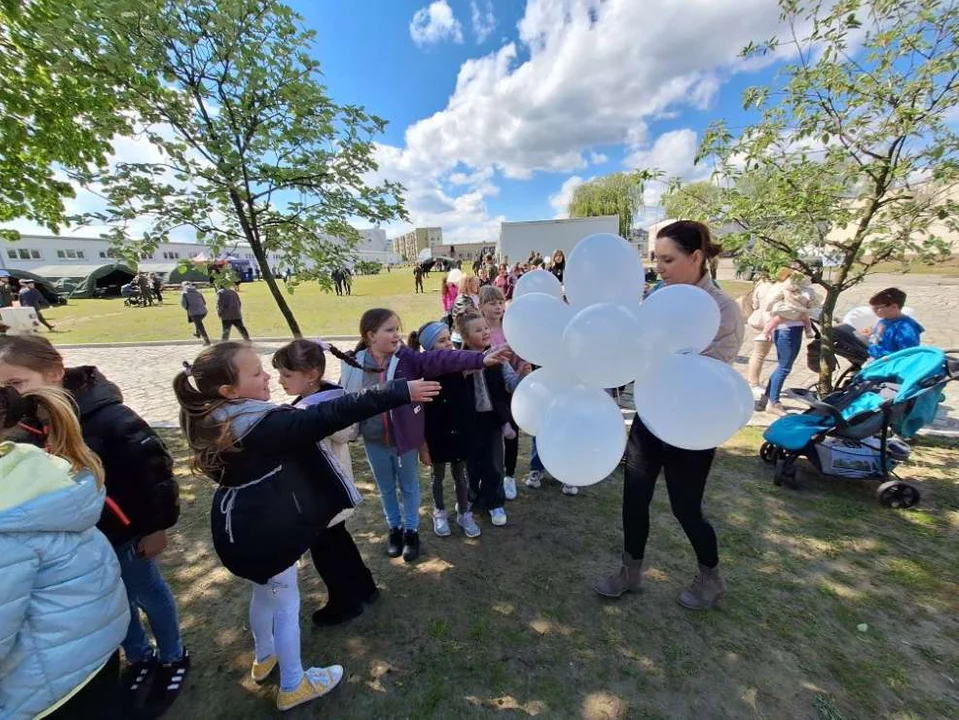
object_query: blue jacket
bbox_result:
[0,443,129,720]
[868,316,924,359]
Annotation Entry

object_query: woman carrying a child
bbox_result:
[760,268,821,417]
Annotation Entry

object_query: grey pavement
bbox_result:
[59,270,959,434]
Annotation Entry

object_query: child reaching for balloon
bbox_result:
[339,309,509,560]
[762,270,819,340]
[457,310,524,527]
[272,338,379,628]
[173,342,441,712]
[408,321,482,539]
[478,285,527,500]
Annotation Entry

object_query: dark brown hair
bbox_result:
[657,220,722,275]
[0,335,65,375]
[354,308,400,353]
[272,338,361,376]
[869,287,907,308]
[172,342,249,478]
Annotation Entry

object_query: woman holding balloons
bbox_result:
[594,220,744,611]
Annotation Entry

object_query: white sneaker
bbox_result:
[456,512,482,538]
[503,476,518,500]
[489,508,507,526]
[562,484,579,496]
[432,509,451,537]
[524,471,542,489]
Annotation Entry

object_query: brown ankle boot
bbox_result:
[593,553,644,598]
[678,564,725,610]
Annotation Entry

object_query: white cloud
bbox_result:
[549,175,585,218]
[410,1,464,46]
[470,0,497,43]
[589,151,608,165]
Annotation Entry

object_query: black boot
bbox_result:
[386,527,404,558]
[312,601,364,628]
[402,530,420,563]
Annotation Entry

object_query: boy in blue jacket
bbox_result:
[864,287,924,358]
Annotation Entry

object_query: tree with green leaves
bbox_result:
[73,0,407,336]
[690,0,958,390]
[568,171,659,238]
[0,0,130,236]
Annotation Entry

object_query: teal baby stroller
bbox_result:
[760,346,959,508]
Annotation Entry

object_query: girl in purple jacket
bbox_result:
[340,309,508,562]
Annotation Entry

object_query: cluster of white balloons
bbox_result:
[506,233,753,487]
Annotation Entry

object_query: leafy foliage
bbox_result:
[71,0,407,336]
[674,0,959,389]
[568,170,659,237]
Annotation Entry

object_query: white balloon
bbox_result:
[510,366,573,435]
[446,268,463,285]
[633,284,721,355]
[513,269,563,300]
[564,233,645,307]
[537,387,627,486]
[842,305,915,331]
[635,353,753,450]
[563,302,666,389]
[503,292,573,368]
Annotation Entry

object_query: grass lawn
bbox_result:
[41,272,754,345]
[155,428,959,719]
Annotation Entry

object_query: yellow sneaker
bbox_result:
[276,665,344,711]
[251,654,277,683]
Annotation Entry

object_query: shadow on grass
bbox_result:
[157,429,959,719]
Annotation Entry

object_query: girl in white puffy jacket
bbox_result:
[0,386,129,720]
[272,340,379,628]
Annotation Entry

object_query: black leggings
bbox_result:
[47,650,121,719]
[466,413,505,511]
[623,418,719,568]
[504,419,518,477]
[310,522,377,609]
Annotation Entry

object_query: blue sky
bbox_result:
[283,0,790,242]
[5,0,795,244]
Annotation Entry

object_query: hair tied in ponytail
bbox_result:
[314,337,331,351]
[182,361,193,377]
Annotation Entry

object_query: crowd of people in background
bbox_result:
[0,219,931,718]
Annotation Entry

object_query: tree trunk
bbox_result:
[250,240,302,338]
[818,285,842,395]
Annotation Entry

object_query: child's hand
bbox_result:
[483,345,511,366]
[419,445,432,466]
[408,379,442,403]
[137,530,168,559]
[518,361,533,377]
[859,327,873,337]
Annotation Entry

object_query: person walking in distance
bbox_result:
[180,282,211,345]
[151,273,163,304]
[217,282,251,342]
[413,265,425,294]
[137,273,154,307]
[18,280,55,331]
[0,277,14,309]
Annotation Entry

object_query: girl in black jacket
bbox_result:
[0,335,187,717]
[173,342,439,713]
[408,322,482,539]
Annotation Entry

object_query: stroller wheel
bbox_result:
[773,456,796,488]
[877,481,920,509]
[759,442,777,464]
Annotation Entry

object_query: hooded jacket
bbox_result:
[0,443,129,720]
[63,367,178,547]
[868,315,924,358]
[209,380,412,583]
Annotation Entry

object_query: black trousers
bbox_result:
[623,418,719,568]
[466,412,505,511]
[190,316,210,344]
[310,522,376,608]
[504,418,518,477]
[35,308,54,330]
[47,650,121,719]
[221,319,250,341]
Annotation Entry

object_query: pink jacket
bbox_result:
[442,283,458,313]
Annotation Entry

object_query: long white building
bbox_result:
[0,229,399,279]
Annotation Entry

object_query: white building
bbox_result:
[498,215,620,264]
[0,228,397,278]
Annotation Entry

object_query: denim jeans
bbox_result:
[530,436,545,473]
[766,326,804,403]
[116,540,184,664]
[364,443,421,531]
